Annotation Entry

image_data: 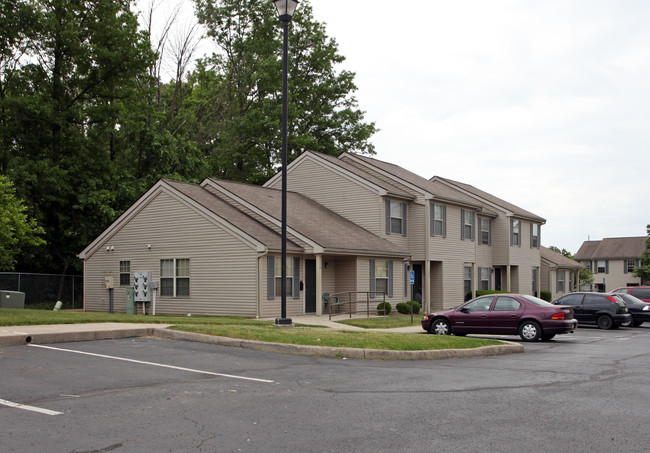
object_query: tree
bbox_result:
[2,0,155,273]
[192,0,377,183]
[633,225,650,284]
[0,175,45,270]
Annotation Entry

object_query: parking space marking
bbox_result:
[29,344,274,383]
[0,398,63,416]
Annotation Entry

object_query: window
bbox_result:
[463,265,473,296]
[530,224,540,248]
[557,270,565,292]
[370,260,393,298]
[161,258,190,297]
[596,260,607,274]
[386,200,406,235]
[275,257,293,298]
[479,218,491,245]
[494,297,521,311]
[119,260,130,286]
[532,268,538,295]
[431,203,446,237]
[479,267,490,290]
[461,209,475,241]
[625,260,637,274]
[464,296,492,312]
[510,219,521,246]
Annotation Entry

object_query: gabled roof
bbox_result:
[541,246,583,270]
[80,178,409,260]
[205,178,409,256]
[575,237,646,260]
[338,153,488,210]
[432,177,546,223]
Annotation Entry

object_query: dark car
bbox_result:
[553,292,631,329]
[612,286,650,303]
[421,294,577,342]
[612,293,650,327]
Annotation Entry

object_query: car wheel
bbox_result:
[541,333,555,341]
[519,321,541,342]
[596,315,614,329]
[430,319,451,335]
[633,320,644,327]
[621,318,633,327]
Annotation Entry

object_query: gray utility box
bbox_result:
[0,291,26,309]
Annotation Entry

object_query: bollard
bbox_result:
[53,301,63,311]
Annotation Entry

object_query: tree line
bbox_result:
[1,0,377,274]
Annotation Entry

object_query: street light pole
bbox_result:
[273,0,299,326]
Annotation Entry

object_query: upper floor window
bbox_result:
[460,209,475,241]
[596,260,608,274]
[510,219,521,246]
[479,217,491,245]
[431,203,446,237]
[625,260,637,274]
[161,258,190,297]
[530,224,540,248]
[119,260,130,286]
[385,200,406,236]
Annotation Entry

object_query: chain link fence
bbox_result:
[0,272,83,309]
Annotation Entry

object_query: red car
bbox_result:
[422,293,577,342]
[612,287,650,303]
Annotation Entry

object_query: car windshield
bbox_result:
[521,295,555,307]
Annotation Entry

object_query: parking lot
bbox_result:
[2,326,650,452]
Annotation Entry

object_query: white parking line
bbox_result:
[29,344,274,383]
[0,398,63,416]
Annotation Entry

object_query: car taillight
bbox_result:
[551,312,566,320]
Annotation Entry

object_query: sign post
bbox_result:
[409,270,415,324]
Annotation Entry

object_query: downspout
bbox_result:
[257,250,269,319]
[316,254,323,316]
[424,200,431,313]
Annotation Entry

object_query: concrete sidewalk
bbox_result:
[0,316,523,360]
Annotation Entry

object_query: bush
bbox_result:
[376,301,391,315]
[539,291,552,302]
[396,301,421,314]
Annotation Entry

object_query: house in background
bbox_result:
[540,246,583,300]
[264,151,546,313]
[574,237,646,291]
[79,152,548,317]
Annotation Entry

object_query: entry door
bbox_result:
[494,268,502,291]
[305,259,316,313]
[413,264,423,302]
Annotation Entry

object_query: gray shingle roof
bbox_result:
[541,246,583,269]
[206,178,409,256]
[575,237,646,260]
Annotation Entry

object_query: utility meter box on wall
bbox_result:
[133,271,152,302]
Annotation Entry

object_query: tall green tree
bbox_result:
[2,0,155,273]
[633,225,650,284]
[0,175,45,270]
[192,0,377,183]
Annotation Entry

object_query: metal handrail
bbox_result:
[326,291,386,320]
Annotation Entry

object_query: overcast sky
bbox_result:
[142,0,650,254]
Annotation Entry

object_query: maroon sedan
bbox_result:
[421,294,577,342]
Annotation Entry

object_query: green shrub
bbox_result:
[396,301,421,314]
[376,301,392,315]
[539,291,552,302]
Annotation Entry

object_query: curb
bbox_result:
[0,326,524,360]
[154,329,524,360]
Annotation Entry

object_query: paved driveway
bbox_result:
[2,326,650,452]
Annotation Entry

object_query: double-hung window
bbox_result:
[625,260,637,274]
[530,224,540,248]
[463,265,473,297]
[479,218,491,245]
[596,260,607,274]
[266,256,300,299]
[161,258,190,297]
[460,209,475,241]
[370,260,393,298]
[510,219,521,246]
[479,267,490,290]
[386,200,406,235]
[431,203,446,237]
[119,260,130,286]
[275,257,293,298]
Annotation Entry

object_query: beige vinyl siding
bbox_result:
[260,254,304,318]
[508,220,541,295]
[408,203,426,260]
[357,257,405,306]
[274,157,384,236]
[83,191,259,316]
[592,259,641,290]
[490,216,510,264]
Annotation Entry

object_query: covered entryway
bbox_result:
[305,259,317,313]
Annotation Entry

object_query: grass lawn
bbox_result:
[0,308,504,351]
[336,313,423,329]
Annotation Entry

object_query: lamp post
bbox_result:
[273,0,299,326]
